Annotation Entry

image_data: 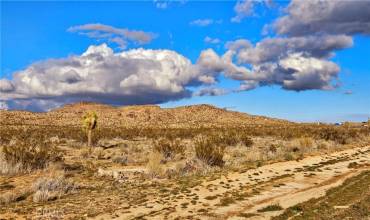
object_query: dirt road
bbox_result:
[93,146,370,219]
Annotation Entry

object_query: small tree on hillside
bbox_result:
[82,111,98,148]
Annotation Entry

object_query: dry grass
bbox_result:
[195,136,225,167]
[153,138,185,159]
[146,151,164,178]
[0,189,31,205]
[298,137,314,149]
[0,151,24,175]
[0,191,18,205]
[32,171,77,203]
[1,138,62,172]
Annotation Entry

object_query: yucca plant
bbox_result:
[82,111,98,148]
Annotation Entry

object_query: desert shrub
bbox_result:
[258,204,283,212]
[0,191,17,205]
[153,138,185,159]
[33,190,51,203]
[299,137,314,148]
[244,146,266,162]
[2,139,62,172]
[221,133,239,146]
[209,132,239,146]
[33,172,76,203]
[1,123,368,148]
[146,152,164,178]
[317,141,329,150]
[284,152,295,161]
[269,144,278,153]
[195,136,225,167]
[112,156,128,165]
[0,189,31,205]
[239,135,253,147]
[92,148,105,159]
[0,152,23,175]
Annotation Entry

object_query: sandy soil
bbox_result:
[92,146,370,220]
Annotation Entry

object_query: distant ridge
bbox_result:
[0,102,291,128]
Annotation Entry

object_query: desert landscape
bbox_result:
[2,0,370,219]
[0,102,369,219]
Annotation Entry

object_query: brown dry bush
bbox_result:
[299,137,314,148]
[0,189,32,205]
[146,152,164,178]
[195,136,225,167]
[1,122,367,149]
[2,138,62,172]
[239,135,253,147]
[153,138,185,159]
[33,172,76,203]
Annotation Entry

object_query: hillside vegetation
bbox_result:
[0,102,369,219]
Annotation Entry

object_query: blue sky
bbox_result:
[1,1,369,122]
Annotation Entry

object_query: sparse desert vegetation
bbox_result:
[0,103,369,219]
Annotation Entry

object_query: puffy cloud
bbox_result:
[204,36,221,44]
[196,49,251,81]
[194,87,228,97]
[230,35,353,64]
[68,23,156,49]
[228,0,369,92]
[1,44,215,110]
[238,81,259,91]
[225,39,252,51]
[201,34,349,92]
[223,0,370,93]
[274,0,370,36]
[0,79,15,92]
[231,0,254,22]
[231,0,273,23]
[278,53,340,91]
[5,0,370,111]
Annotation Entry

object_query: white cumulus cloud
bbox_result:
[1,44,215,110]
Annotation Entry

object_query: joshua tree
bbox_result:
[82,111,98,148]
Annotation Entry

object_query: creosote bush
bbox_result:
[153,138,185,159]
[2,139,62,171]
[195,136,225,167]
[33,172,76,203]
[239,135,253,147]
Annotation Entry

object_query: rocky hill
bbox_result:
[0,102,290,128]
